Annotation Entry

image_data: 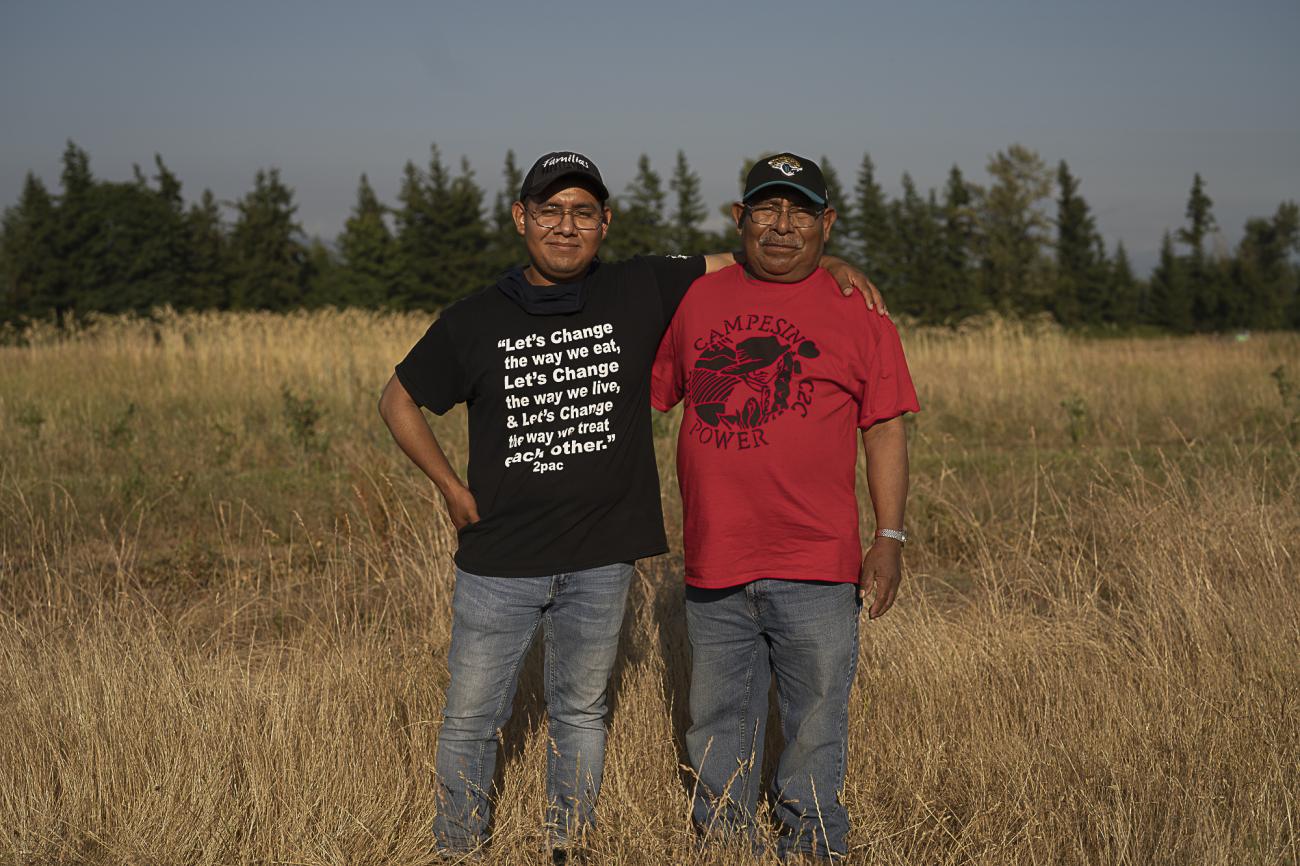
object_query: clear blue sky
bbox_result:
[3,0,1298,273]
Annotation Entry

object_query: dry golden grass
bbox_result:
[1,309,1297,865]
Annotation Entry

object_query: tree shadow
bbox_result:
[646,558,785,810]
[605,566,644,725]
[487,560,781,833]
[646,554,693,785]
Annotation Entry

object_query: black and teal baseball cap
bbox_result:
[742,152,828,206]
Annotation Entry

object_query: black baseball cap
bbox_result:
[519,151,610,203]
[742,152,828,206]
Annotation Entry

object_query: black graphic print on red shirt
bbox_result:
[683,314,819,447]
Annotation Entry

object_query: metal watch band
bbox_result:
[875,528,907,545]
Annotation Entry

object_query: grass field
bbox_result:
[1,309,1297,865]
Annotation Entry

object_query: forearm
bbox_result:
[379,380,465,495]
[861,415,909,530]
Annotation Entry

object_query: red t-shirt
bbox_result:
[651,264,920,589]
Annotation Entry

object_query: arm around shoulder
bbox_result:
[819,255,887,312]
[701,252,736,274]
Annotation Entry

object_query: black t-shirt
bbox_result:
[396,255,706,577]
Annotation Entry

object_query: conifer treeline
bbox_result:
[2,141,1297,330]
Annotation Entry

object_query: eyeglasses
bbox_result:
[744,203,825,228]
[527,204,605,231]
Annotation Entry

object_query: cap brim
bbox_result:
[523,170,610,203]
[743,180,825,206]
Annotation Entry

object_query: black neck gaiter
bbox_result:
[497,262,598,315]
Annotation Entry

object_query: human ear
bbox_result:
[731,202,746,232]
[821,207,837,241]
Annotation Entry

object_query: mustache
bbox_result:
[758,232,803,249]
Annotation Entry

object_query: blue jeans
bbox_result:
[433,563,634,853]
[685,579,860,860]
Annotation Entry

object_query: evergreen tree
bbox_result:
[939,164,984,320]
[0,173,60,321]
[700,155,760,251]
[3,143,212,319]
[891,173,944,319]
[669,150,708,256]
[152,155,182,211]
[1054,160,1108,326]
[819,156,853,262]
[59,140,94,199]
[487,150,525,274]
[608,154,667,259]
[1278,202,1300,328]
[1231,201,1299,330]
[852,153,894,289]
[303,238,351,308]
[393,147,489,307]
[1107,241,1139,327]
[1176,173,1222,328]
[394,158,437,307]
[17,138,1291,334]
[55,145,190,314]
[102,179,186,312]
[1177,174,1216,257]
[53,141,100,316]
[1149,231,1192,331]
[333,173,394,307]
[975,144,1053,315]
[228,168,308,310]
[183,189,229,309]
[442,157,489,299]
[130,155,191,310]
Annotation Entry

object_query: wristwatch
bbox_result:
[875,528,907,546]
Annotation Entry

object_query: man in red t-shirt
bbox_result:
[652,153,919,860]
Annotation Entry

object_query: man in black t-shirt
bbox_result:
[378,151,884,859]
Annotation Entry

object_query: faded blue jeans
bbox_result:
[685,579,860,860]
[433,563,634,853]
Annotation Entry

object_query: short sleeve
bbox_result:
[394,314,470,414]
[642,255,707,324]
[651,314,685,413]
[858,317,921,429]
